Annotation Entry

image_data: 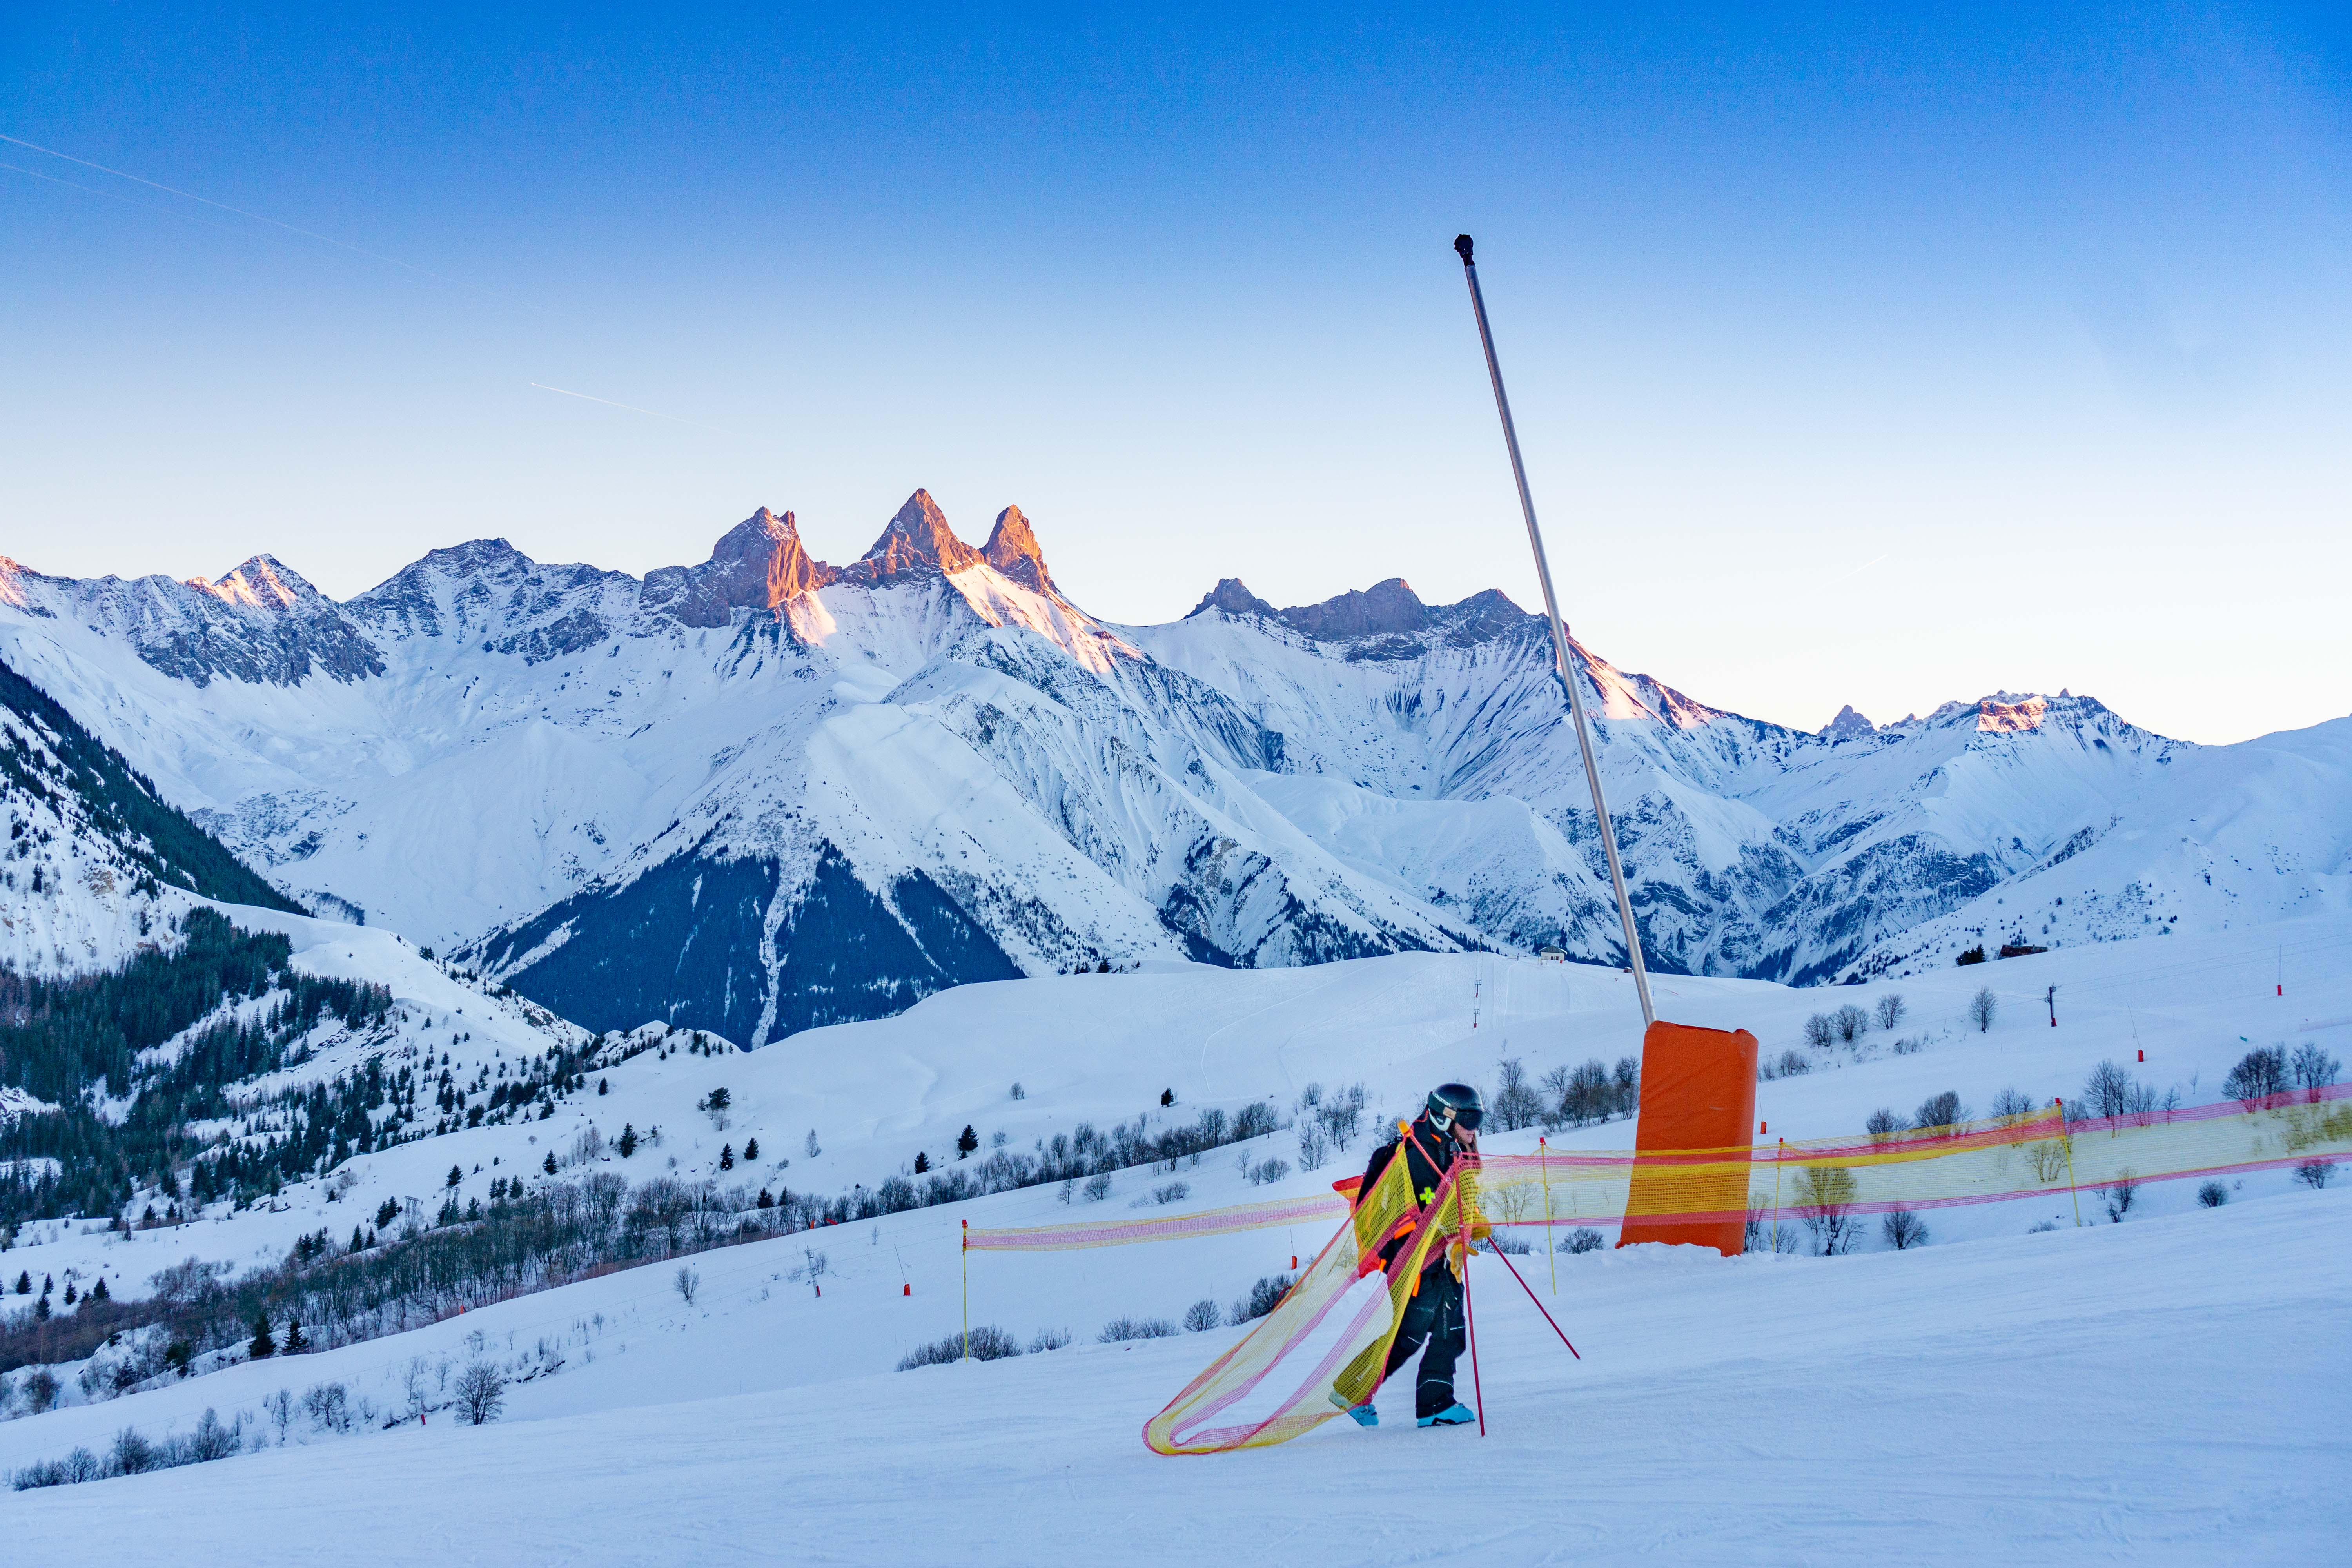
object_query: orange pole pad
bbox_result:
[1618,1019,1759,1257]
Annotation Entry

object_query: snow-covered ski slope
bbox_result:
[10,1192,2344,1565]
[4,919,2347,1561]
[5,493,2345,1044]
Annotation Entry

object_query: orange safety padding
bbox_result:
[1618,1018,1758,1256]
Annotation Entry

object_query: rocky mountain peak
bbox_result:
[982,505,1058,595]
[1820,704,1876,742]
[1186,579,1279,619]
[846,490,982,584]
[198,554,323,612]
[1281,577,1427,640]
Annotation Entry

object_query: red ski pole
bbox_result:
[1482,1234,1580,1359]
[1461,1224,1485,1436]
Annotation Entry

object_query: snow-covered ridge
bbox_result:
[2,491,2345,1044]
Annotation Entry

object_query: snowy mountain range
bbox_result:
[3,491,2346,1041]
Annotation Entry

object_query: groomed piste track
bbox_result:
[967,1084,2352,1454]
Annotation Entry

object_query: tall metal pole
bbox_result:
[1454,234,1655,1029]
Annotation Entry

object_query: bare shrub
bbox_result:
[1026,1326,1071,1353]
[2100,1168,2141,1223]
[1803,1013,1834,1050]
[1794,1165,1862,1255]
[1912,1091,1968,1136]
[1492,1058,1544,1131]
[1558,1228,1606,1254]
[1296,1122,1331,1171]
[2025,1131,2072,1184]
[2296,1160,2335,1189]
[2290,1042,2341,1102]
[1832,1004,1869,1044]
[1881,1208,1929,1250]
[1183,1298,1221,1332]
[1990,1087,2036,1125]
[674,1265,700,1305]
[1865,1108,1899,1145]
[1082,1172,1114,1203]
[899,1325,1022,1368]
[1098,1316,1179,1343]
[1969,986,1997,1033]
[1775,1049,1810,1078]
[1247,1158,1291,1187]
[1152,1181,1190,1205]
[301,1381,354,1433]
[2223,1045,2287,1108]
[111,1426,156,1475]
[2197,1180,2227,1207]
[453,1359,507,1425]
[1227,1272,1295,1324]
[1875,993,1908,1031]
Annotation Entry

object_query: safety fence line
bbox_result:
[965,1086,2352,1251]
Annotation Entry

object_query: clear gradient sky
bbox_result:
[2,5,2346,743]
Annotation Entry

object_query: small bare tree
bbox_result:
[453,1359,506,1425]
[2290,1042,2341,1102]
[1865,1108,1900,1145]
[1875,993,1907,1031]
[1296,1121,1330,1171]
[1794,1165,1862,1255]
[1832,1004,1869,1044]
[1803,1013,1835,1050]
[674,1265,701,1306]
[1182,1298,1221,1332]
[1911,1091,1967,1137]
[2100,1168,2140,1223]
[1492,1058,1543,1131]
[1969,986,1997,1033]
[2295,1160,2335,1189]
[1881,1207,1929,1250]
[2224,1045,2288,1108]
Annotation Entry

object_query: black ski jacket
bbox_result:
[1359,1113,1459,1270]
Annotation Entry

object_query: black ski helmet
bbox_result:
[1425,1083,1485,1133]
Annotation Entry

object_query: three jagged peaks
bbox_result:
[689,491,1060,601]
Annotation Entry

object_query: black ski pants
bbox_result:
[1381,1263,1465,1417]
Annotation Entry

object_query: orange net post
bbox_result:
[1619,1020,1758,1256]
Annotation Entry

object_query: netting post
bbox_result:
[1540,1136,1557,1295]
[2057,1100,2083,1226]
[1771,1138,1786,1255]
[961,1219,970,1362]
[1461,1184,1485,1436]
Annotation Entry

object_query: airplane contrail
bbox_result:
[528,383,740,437]
[0,131,492,294]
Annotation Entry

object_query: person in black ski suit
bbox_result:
[1334,1083,1485,1428]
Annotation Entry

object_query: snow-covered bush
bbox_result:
[898,1326,1022,1369]
[1881,1208,1928,1250]
[1227,1273,1294,1325]
[453,1359,507,1424]
[1097,1316,1178,1343]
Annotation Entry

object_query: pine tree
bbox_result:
[249,1316,276,1359]
[90,1276,109,1301]
[62,1280,76,1305]
[913,1151,930,1174]
[956,1125,978,1158]
[543,1150,557,1176]
[598,1078,609,1095]
[719,1143,734,1170]
[283,1317,309,1354]
[618,1123,637,1158]
[33,1294,51,1322]
[757,1188,774,1209]
[12,1270,27,1294]
[1161,1087,1175,1107]
[446,1164,463,1189]
[350,1225,367,1253]
[743,1138,759,1162]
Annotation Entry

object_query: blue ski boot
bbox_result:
[1328,1388,1377,1427]
[1418,1402,1476,1428]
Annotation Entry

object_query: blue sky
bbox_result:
[2,4,2346,742]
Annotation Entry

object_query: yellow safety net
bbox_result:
[956,1086,2352,1455]
[1140,1122,1485,1455]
